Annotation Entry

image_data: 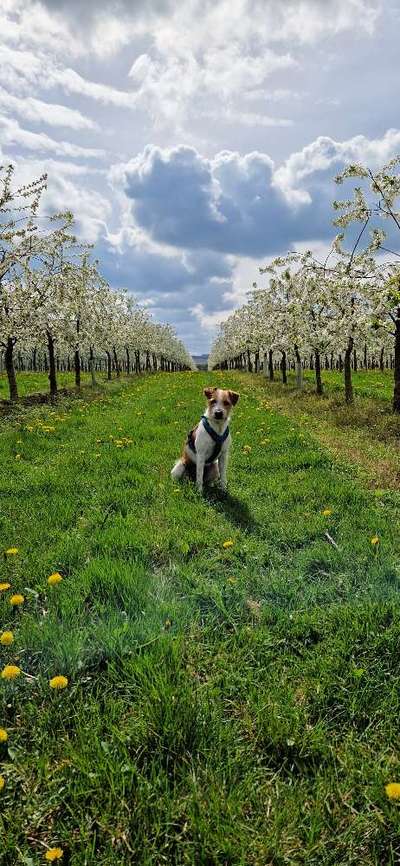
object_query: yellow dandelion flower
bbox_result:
[0,632,14,646]
[15,454,21,460]
[322,509,332,517]
[48,572,63,586]
[223,540,234,549]
[385,783,400,800]
[0,728,8,742]
[49,675,68,690]
[1,664,21,680]
[5,548,18,556]
[243,445,252,452]
[371,535,379,545]
[10,594,24,606]
[45,849,64,862]
[0,775,4,791]
[0,583,11,592]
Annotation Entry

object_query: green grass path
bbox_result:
[1,371,400,865]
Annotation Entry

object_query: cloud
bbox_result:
[0,86,97,130]
[111,143,331,257]
[112,126,400,266]
[274,129,400,206]
[0,114,105,159]
[2,151,111,243]
[0,0,381,130]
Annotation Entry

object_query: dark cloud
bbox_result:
[38,0,175,25]
[117,144,333,258]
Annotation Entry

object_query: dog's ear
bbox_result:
[228,390,240,405]
[204,387,216,399]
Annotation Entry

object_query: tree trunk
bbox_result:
[47,332,58,399]
[281,351,287,384]
[315,351,324,397]
[294,344,303,391]
[268,349,274,381]
[353,349,357,372]
[380,347,385,372]
[393,308,400,413]
[315,350,323,395]
[32,346,37,372]
[5,337,18,401]
[89,346,97,387]
[113,347,120,377]
[106,350,112,381]
[126,347,130,375]
[344,337,354,404]
[74,349,81,389]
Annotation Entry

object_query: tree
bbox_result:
[334,157,400,411]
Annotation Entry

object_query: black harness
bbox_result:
[187,415,230,465]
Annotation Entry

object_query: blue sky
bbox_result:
[1,0,399,352]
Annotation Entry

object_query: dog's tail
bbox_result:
[171,459,186,480]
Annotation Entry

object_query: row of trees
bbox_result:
[0,165,194,402]
[209,156,400,412]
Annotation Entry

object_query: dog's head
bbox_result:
[203,387,240,422]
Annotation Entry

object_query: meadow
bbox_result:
[1,369,400,865]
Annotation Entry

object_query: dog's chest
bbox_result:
[194,422,230,462]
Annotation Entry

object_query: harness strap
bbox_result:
[187,416,230,464]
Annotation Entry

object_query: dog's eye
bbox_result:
[210,399,217,405]
[223,400,230,407]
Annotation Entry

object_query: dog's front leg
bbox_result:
[196,457,205,493]
[218,450,228,492]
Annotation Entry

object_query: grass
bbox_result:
[263,369,400,490]
[1,370,400,864]
[0,371,93,400]
[300,368,395,402]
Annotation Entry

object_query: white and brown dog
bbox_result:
[171,387,239,493]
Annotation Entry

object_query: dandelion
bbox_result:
[0,632,14,645]
[10,594,24,606]
[223,540,234,549]
[243,445,252,453]
[1,664,21,680]
[322,509,332,517]
[15,454,21,460]
[0,583,11,592]
[0,776,4,791]
[371,535,379,545]
[45,849,64,862]
[385,783,400,800]
[0,728,8,742]
[5,548,18,556]
[48,572,63,586]
[49,675,68,690]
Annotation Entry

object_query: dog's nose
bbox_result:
[214,410,223,420]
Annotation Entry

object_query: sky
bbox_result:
[1,0,399,353]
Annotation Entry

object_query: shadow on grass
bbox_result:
[205,487,258,532]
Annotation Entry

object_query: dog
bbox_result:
[171,387,239,493]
